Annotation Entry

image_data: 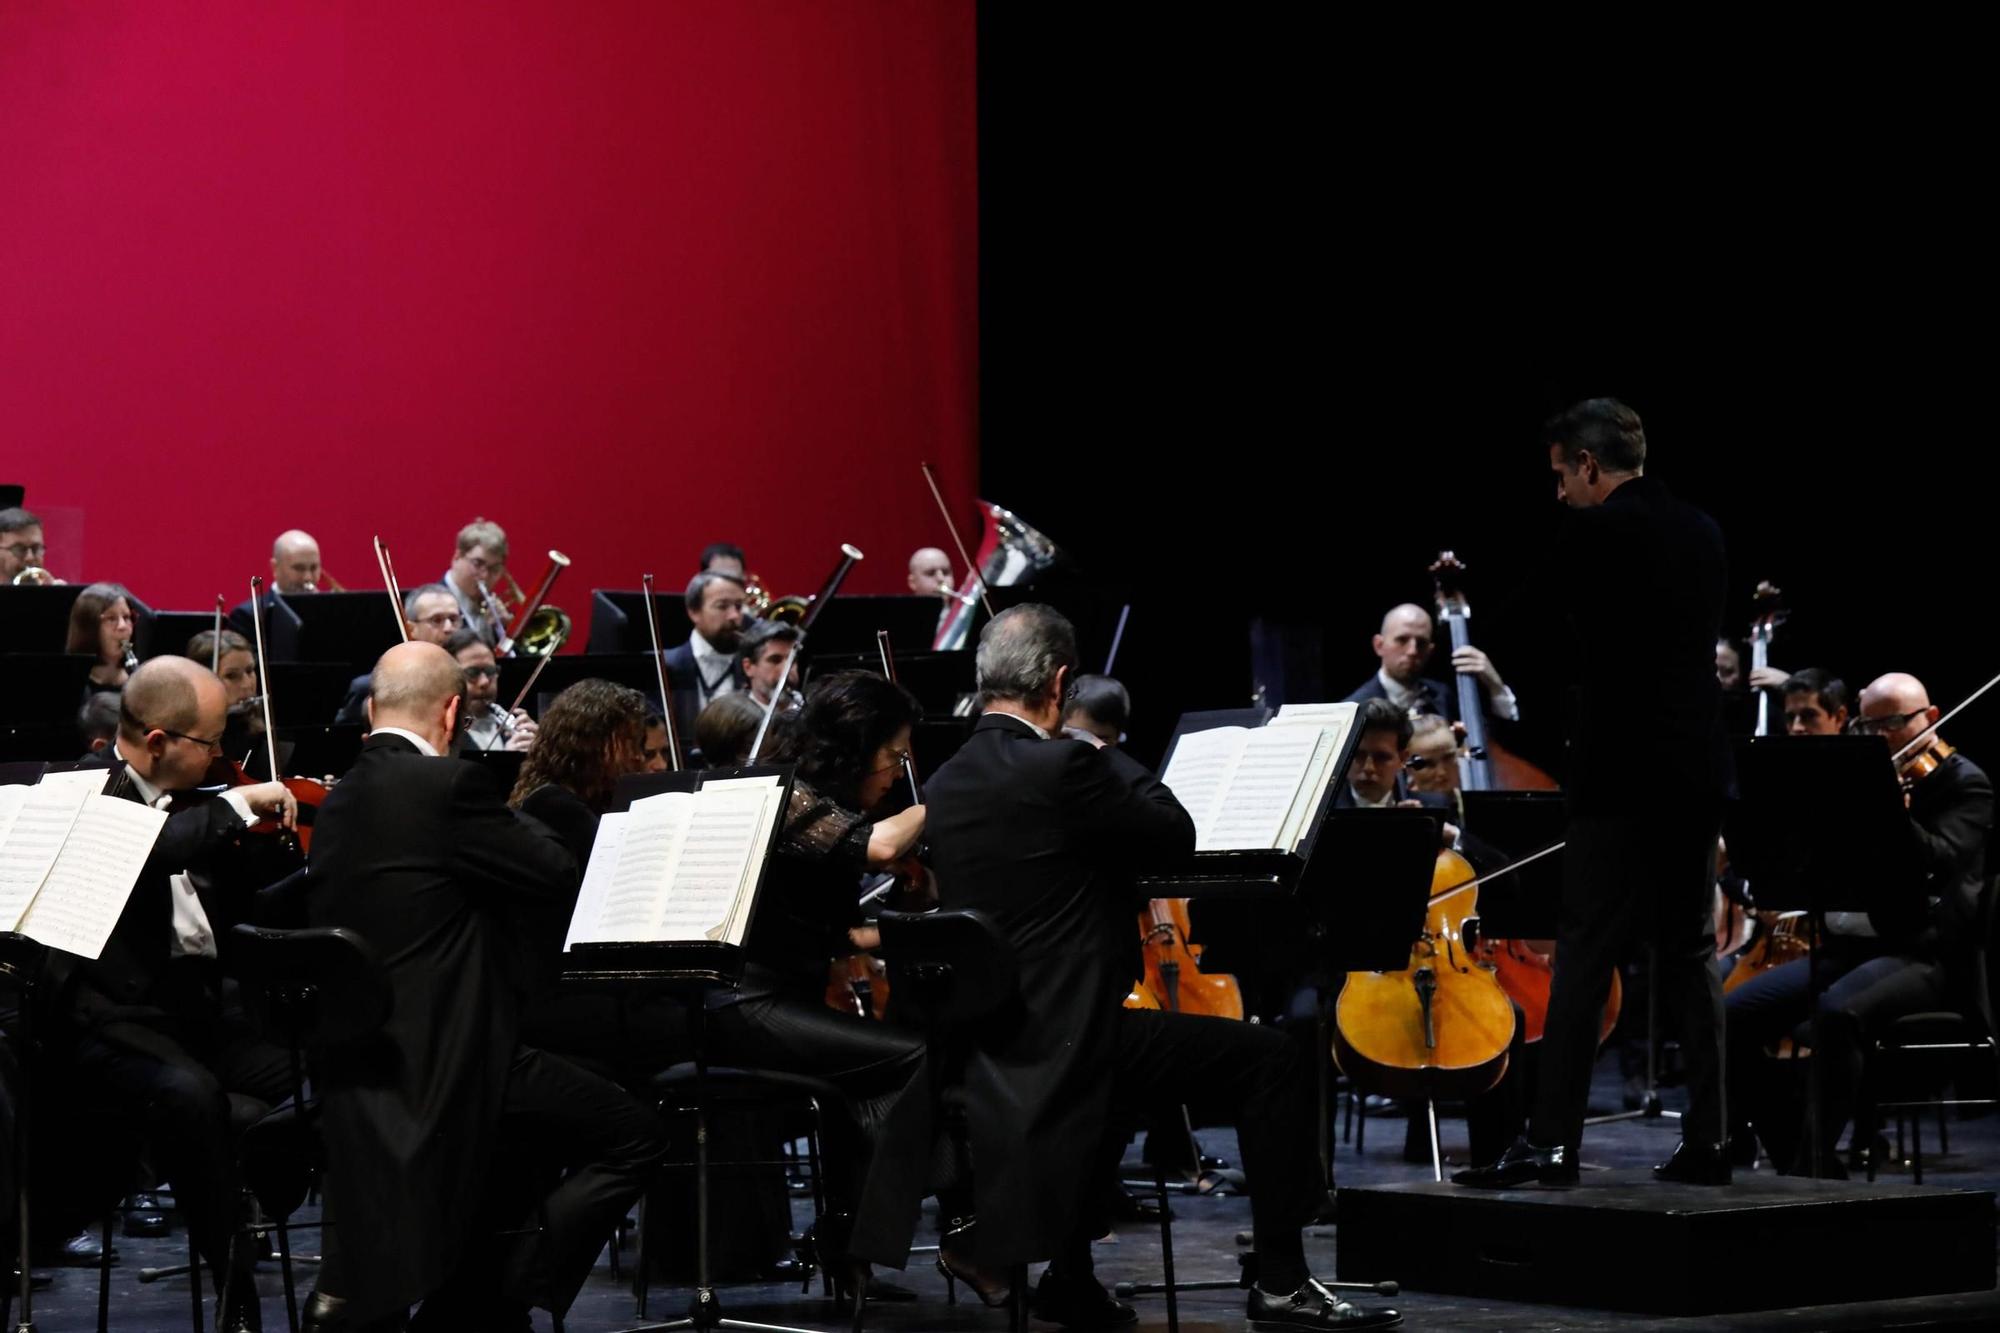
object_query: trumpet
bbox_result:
[476,578,517,654]
[11,565,60,586]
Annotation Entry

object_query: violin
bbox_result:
[243,574,329,852]
[1899,737,1957,792]
[1332,848,1516,1101]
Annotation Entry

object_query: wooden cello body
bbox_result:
[1332,849,1515,1101]
[1125,897,1244,1018]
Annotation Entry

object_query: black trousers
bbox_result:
[1530,809,1724,1155]
[1061,1009,1318,1292]
[1726,944,1947,1170]
[391,1045,666,1325]
[67,1008,290,1293]
[706,991,931,1264]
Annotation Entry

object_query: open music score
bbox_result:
[1159,702,1357,853]
[565,775,784,950]
[0,771,166,958]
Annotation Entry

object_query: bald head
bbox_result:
[1858,671,1939,754]
[1373,604,1436,685]
[908,547,953,596]
[271,529,324,593]
[119,657,227,790]
[367,641,467,750]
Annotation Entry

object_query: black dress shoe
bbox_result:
[122,1191,170,1238]
[1450,1137,1577,1188]
[33,1226,116,1267]
[1249,1277,1403,1329]
[1653,1139,1734,1185]
[1031,1268,1138,1329]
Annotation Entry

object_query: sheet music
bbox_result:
[35,767,113,800]
[670,788,771,944]
[703,776,783,941]
[563,812,629,951]
[0,785,27,851]
[16,795,167,958]
[1160,727,1249,833]
[593,791,693,941]
[1270,701,1360,731]
[1279,727,1341,852]
[0,781,94,931]
[1203,725,1324,851]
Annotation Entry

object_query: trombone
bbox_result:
[487,550,572,657]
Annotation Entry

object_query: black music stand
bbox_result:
[564,763,823,1333]
[276,593,393,673]
[0,657,95,725]
[587,590,694,656]
[1725,735,1908,1178]
[0,587,85,657]
[790,597,938,656]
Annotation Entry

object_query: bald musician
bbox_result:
[1343,603,1519,726]
[53,658,301,1332]
[228,529,325,637]
[305,643,666,1331]
[1726,672,1993,1175]
[911,546,979,650]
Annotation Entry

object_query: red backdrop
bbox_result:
[0,1,979,616]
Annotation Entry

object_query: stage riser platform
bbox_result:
[1337,1170,1996,1315]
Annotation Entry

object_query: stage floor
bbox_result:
[29,1060,2000,1331]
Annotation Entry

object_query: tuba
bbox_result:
[933,501,1064,650]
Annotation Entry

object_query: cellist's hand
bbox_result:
[238,781,299,830]
[1747,666,1790,690]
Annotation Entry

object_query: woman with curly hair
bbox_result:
[509,677,649,867]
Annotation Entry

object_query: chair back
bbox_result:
[877,908,1019,1028]
[229,924,393,1047]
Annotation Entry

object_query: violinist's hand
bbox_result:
[504,710,538,752]
[1748,666,1790,690]
[1441,822,1461,848]
[848,925,882,952]
[1451,645,1505,692]
[238,781,299,830]
[868,803,926,867]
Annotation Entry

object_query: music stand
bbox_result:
[498,653,661,716]
[587,590,694,656]
[0,586,84,657]
[564,764,820,1333]
[789,596,938,656]
[277,593,394,674]
[1725,735,1908,1178]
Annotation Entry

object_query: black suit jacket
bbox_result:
[661,638,747,741]
[1555,475,1731,813]
[1875,751,1995,969]
[1343,672,1458,722]
[47,754,249,1033]
[926,713,1195,1265]
[306,733,577,1320]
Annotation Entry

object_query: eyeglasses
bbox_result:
[414,612,464,629]
[143,723,224,752]
[458,553,501,574]
[1,542,46,559]
[869,749,913,775]
[1846,708,1929,736]
[461,664,500,680]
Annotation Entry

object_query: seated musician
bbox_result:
[66,581,137,693]
[1780,667,1849,735]
[0,506,61,583]
[699,541,747,577]
[52,658,302,1332]
[229,529,324,635]
[447,629,537,753]
[907,546,954,598]
[661,569,750,740]
[441,517,511,648]
[1725,671,1993,1176]
[333,584,463,725]
[187,627,264,757]
[695,690,769,767]
[1343,603,1518,726]
[1402,713,1462,796]
[925,605,1401,1331]
[639,711,671,772]
[304,643,666,1332]
[1060,672,1130,749]
[740,618,803,711]
[76,690,121,755]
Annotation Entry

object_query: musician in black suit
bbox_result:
[925,604,1400,1331]
[1726,672,1993,1175]
[1342,603,1519,727]
[1457,397,1733,1188]
[660,570,750,743]
[227,529,324,637]
[52,657,302,1331]
[330,584,464,726]
[304,643,666,1332]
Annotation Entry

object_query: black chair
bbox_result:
[1861,873,2000,1183]
[228,923,394,1331]
[875,907,1027,1333]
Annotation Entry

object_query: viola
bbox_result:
[1332,849,1516,1101]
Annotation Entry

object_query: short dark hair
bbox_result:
[685,569,746,612]
[443,627,489,658]
[1545,397,1647,473]
[739,619,800,664]
[1782,667,1849,716]
[1355,696,1413,750]
[0,506,39,536]
[768,669,920,806]
[77,691,121,745]
[1063,673,1130,731]
[699,542,746,571]
[185,628,250,664]
[694,692,767,767]
[403,582,456,616]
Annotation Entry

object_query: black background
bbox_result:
[975,8,1992,773]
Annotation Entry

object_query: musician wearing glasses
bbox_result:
[65,581,138,694]
[336,584,465,725]
[442,517,511,648]
[52,658,299,1332]
[0,505,61,584]
[1724,672,1993,1176]
[447,629,537,753]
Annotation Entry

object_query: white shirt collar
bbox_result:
[112,743,170,808]
[1376,667,1421,711]
[371,726,440,757]
[1348,781,1395,809]
[982,710,1051,740]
